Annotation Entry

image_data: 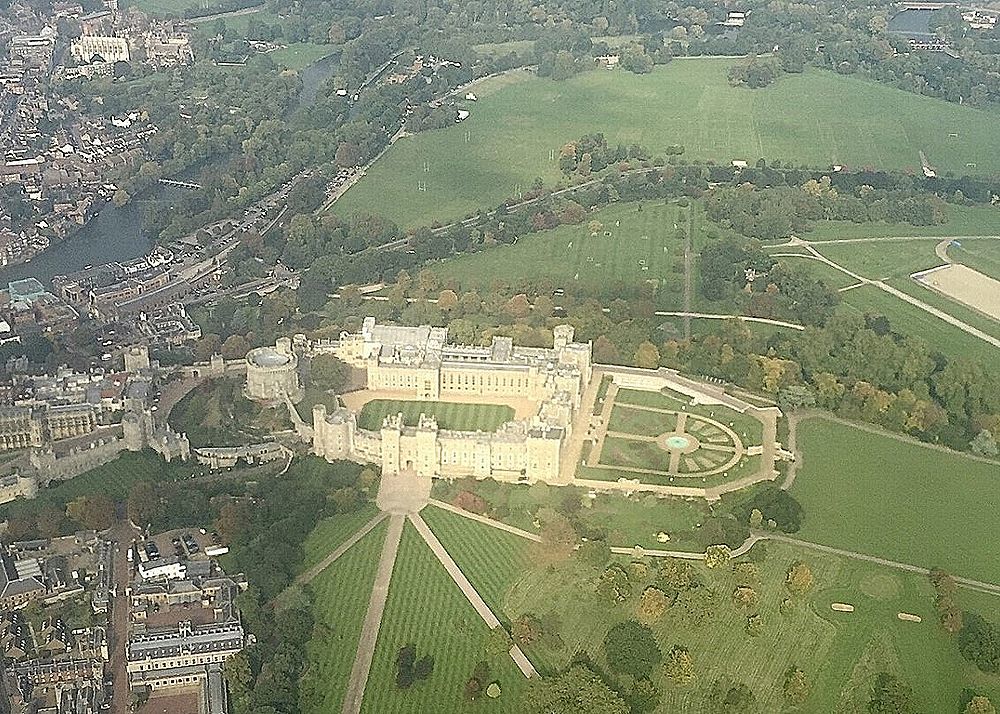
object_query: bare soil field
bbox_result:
[914,263,1000,321]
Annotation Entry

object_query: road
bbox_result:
[107,515,142,714]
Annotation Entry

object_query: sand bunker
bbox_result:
[914,264,1000,321]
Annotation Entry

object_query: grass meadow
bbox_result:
[422,506,1000,712]
[886,277,1000,343]
[813,239,944,280]
[300,520,387,713]
[361,522,527,713]
[356,400,514,431]
[429,201,688,306]
[789,416,1000,583]
[333,59,1000,228]
[800,204,1000,242]
[268,43,336,70]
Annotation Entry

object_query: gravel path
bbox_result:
[342,513,405,714]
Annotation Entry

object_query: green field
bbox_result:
[800,204,1000,241]
[430,201,688,304]
[300,521,387,713]
[268,43,336,70]
[813,239,944,280]
[615,387,764,443]
[839,285,1000,369]
[301,504,380,571]
[431,478,725,552]
[424,506,1000,712]
[361,522,527,713]
[949,237,1000,281]
[333,59,1000,228]
[608,404,678,436]
[886,277,1000,343]
[356,399,514,431]
[790,416,1000,583]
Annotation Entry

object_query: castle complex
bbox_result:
[308,318,592,484]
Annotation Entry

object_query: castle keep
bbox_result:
[311,318,592,484]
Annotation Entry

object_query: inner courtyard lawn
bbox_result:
[332,59,1000,228]
[356,399,514,431]
[300,520,387,714]
[361,522,527,714]
[789,416,1000,583]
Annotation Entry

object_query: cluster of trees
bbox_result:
[699,237,841,326]
[727,55,783,88]
[930,568,964,634]
[395,644,435,688]
[705,180,948,242]
[659,313,1000,452]
[959,613,1000,674]
[558,133,652,176]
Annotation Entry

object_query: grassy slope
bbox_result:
[356,400,514,431]
[300,520,387,713]
[268,43,336,70]
[333,59,1000,228]
[423,507,1000,711]
[429,202,688,306]
[361,521,527,713]
[301,504,380,570]
[790,416,1000,583]
[801,204,1000,241]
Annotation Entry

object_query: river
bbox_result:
[0,54,339,287]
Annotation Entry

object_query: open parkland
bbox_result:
[279,54,1000,714]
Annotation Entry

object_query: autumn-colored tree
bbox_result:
[785,561,814,596]
[705,544,731,569]
[512,614,544,646]
[529,508,577,568]
[731,586,758,609]
[214,501,251,545]
[593,335,621,363]
[437,289,459,312]
[452,490,489,515]
[664,645,696,684]
[505,293,532,319]
[633,341,661,369]
[636,587,670,624]
[66,495,115,530]
[127,481,160,527]
[782,666,810,705]
[966,696,997,714]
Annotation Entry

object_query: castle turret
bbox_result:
[553,324,575,351]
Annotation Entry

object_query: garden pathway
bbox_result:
[342,513,406,714]
[409,512,538,678]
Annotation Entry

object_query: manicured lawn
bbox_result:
[600,435,671,471]
[839,285,1000,369]
[429,202,688,306]
[790,416,1000,583]
[333,59,1000,228]
[361,522,527,713]
[268,43,336,70]
[357,399,514,431]
[615,387,764,444]
[422,504,529,620]
[300,520,387,714]
[608,404,677,436]
[301,504,380,571]
[800,204,1000,241]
